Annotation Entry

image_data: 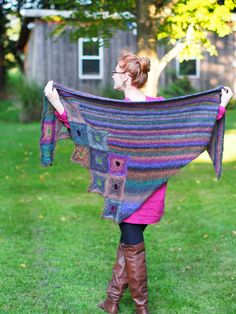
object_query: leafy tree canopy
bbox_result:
[50,0,236,60]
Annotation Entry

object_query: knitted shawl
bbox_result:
[40,82,225,223]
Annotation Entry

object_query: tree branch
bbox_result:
[158,24,194,71]
[159,41,184,72]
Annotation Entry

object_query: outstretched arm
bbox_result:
[216,87,233,120]
[220,87,233,108]
[44,80,64,114]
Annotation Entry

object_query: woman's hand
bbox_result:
[44,80,64,114]
[220,87,233,108]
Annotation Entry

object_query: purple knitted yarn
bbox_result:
[40,83,225,223]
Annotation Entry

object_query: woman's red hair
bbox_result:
[118,54,150,88]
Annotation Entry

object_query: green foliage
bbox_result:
[100,86,124,99]
[0,0,58,90]
[159,73,197,98]
[163,0,236,60]
[227,98,236,110]
[7,69,43,122]
[46,0,136,43]
[50,0,236,61]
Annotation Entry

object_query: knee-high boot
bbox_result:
[123,241,149,314]
[98,243,128,314]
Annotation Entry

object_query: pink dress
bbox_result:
[55,99,226,225]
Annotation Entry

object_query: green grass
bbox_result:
[0,102,236,314]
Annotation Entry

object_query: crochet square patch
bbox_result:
[69,122,89,146]
[88,170,107,195]
[71,145,89,168]
[41,121,55,144]
[105,175,126,200]
[87,127,109,151]
[90,148,109,173]
[102,198,122,220]
[108,153,129,176]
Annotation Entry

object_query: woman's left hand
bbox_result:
[220,87,233,108]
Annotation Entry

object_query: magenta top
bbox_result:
[55,97,226,225]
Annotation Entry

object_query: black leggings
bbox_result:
[119,222,147,245]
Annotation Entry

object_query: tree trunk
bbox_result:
[136,0,186,96]
[136,0,160,96]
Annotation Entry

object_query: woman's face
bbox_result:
[112,63,126,90]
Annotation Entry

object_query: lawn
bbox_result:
[0,100,235,314]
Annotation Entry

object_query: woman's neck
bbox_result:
[124,86,146,101]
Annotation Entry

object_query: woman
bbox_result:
[44,54,233,314]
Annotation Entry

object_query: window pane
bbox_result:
[83,41,99,56]
[82,60,100,75]
[179,60,197,75]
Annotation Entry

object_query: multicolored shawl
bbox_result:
[40,82,225,223]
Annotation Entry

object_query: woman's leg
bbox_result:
[120,223,149,314]
[98,223,149,314]
[119,222,147,245]
[98,224,133,314]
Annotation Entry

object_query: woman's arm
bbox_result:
[216,106,226,120]
[44,80,64,114]
[215,86,233,120]
[220,87,233,108]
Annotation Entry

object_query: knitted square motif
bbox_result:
[41,121,55,144]
[56,121,70,140]
[71,145,89,168]
[104,175,126,200]
[108,153,129,176]
[87,127,109,151]
[88,170,107,195]
[90,148,109,173]
[69,122,89,146]
[102,198,122,220]
[64,101,84,123]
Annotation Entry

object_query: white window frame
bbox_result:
[78,38,104,79]
[176,58,200,79]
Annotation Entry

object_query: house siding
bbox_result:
[24,20,137,95]
[23,19,235,96]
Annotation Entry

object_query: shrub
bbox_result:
[7,69,43,122]
[100,86,124,99]
[159,75,197,99]
[19,79,43,122]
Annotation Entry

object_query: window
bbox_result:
[176,58,200,78]
[78,38,104,79]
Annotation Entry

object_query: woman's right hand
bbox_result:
[44,80,64,114]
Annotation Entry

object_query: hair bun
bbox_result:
[139,57,150,73]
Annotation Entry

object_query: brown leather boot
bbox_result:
[98,243,128,313]
[123,242,149,314]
